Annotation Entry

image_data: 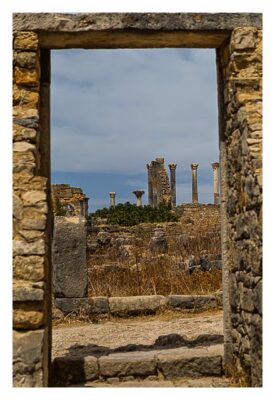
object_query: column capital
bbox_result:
[211,162,220,170]
[191,163,199,170]
[168,163,177,170]
[133,190,145,197]
[146,162,153,170]
[109,191,116,196]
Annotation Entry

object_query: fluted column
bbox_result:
[211,162,220,205]
[133,190,145,207]
[146,163,153,206]
[109,192,116,208]
[168,163,177,208]
[191,163,199,204]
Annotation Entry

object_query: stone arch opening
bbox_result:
[13,13,262,387]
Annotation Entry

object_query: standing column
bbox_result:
[133,190,145,207]
[211,162,220,205]
[109,192,116,208]
[146,163,153,206]
[191,163,199,204]
[168,163,177,208]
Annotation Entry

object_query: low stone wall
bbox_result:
[54,292,223,317]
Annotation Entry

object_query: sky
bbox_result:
[51,48,219,211]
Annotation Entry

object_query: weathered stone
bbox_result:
[22,190,46,205]
[13,87,39,108]
[230,28,257,51]
[13,31,38,50]
[19,230,44,242]
[90,296,109,314]
[53,355,99,386]
[13,123,37,141]
[109,295,166,316]
[13,51,37,68]
[13,141,35,153]
[52,216,88,298]
[149,227,168,254]
[13,329,44,387]
[21,208,47,230]
[167,295,217,310]
[13,255,44,281]
[13,310,44,329]
[13,193,23,219]
[54,298,90,314]
[14,67,39,87]
[13,239,45,256]
[13,280,44,301]
[253,280,262,315]
[156,345,223,378]
[99,351,156,378]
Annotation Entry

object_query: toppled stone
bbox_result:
[149,226,168,254]
[53,355,98,386]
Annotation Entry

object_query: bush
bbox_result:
[91,202,178,226]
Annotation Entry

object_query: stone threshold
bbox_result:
[54,292,223,317]
[52,343,224,386]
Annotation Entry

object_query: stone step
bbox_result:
[52,343,224,387]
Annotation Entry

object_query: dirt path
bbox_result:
[52,310,223,359]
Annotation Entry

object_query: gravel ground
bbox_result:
[52,310,223,359]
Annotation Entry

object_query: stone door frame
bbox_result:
[13,13,262,386]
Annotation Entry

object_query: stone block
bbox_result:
[13,32,38,50]
[90,297,109,314]
[13,123,37,142]
[13,310,44,329]
[13,193,23,219]
[231,28,257,51]
[21,208,47,231]
[13,51,37,68]
[99,351,156,378]
[156,345,223,378]
[22,190,46,205]
[54,298,90,314]
[14,67,39,87]
[19,230,44,242]
[13,255,44,281]
[109,295,166,316]
[13,239,45,255]
[13,141,35,153]
[13,329,44,387]
[167,295,217,310]
[53,355,99,386]
[52,217,88,298]
[13,281,44,302]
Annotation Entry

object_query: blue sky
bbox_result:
[51,48,219,211]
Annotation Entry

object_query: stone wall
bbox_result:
[13,32,51,386]
[218,27,262,386]
[147,158,172,207]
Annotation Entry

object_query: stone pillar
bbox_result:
[109,192,116,208]
[211,162,220,205]
[191,163,199,204]
[146,163,153,206]
[133,190,145,207]
[168,163,177,208]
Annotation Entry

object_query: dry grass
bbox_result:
[88,265,222,297]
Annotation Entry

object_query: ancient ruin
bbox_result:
[147,157,172,207]
[12,12,262,387]
[51,184,89,217]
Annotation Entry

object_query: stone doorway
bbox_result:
[13,13,262,387]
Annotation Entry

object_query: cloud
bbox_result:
[51,48,219,175]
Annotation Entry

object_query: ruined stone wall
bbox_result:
[218,27,262,386]
[87,204,221,274]
[51,184,89,217]
[13,32,51,387]
[149,158,171,206]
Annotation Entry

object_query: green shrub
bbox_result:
[91,202,178,226]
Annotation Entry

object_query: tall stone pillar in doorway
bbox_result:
[146,163,153,206]
[109,192,116,208]
[168,163,177,208]
[133,190,145,207]
[191,163,199,204]
[211,162,220,205]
